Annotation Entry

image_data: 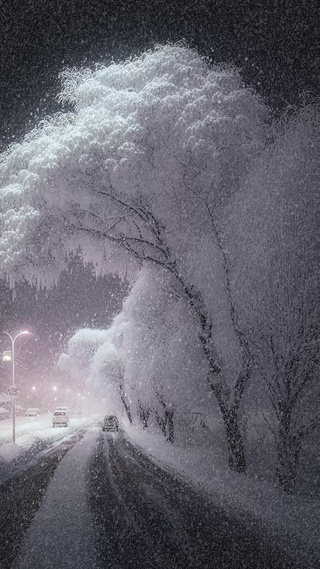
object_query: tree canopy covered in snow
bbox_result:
[0,44,267,288]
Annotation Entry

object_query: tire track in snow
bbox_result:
[90,431,304,569]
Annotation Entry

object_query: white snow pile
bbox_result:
[0,417,90,482]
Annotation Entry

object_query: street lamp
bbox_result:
[31,385,37,404]
[52,385,58,403]
[2,330,30,444]
[3,331,29,386]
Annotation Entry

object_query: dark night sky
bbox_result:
[0,261,128,391]
[0,0,319,151]
[0,0,319,385]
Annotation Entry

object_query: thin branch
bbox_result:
[97,184,149,223]
[261,411,277,438]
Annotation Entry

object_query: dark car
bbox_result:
[102,415,119,432]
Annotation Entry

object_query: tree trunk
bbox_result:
[276,423,302,494]
[166,409,174,443]
[137,399,151,429]
[210,382,247,474]
[193,295,247,472]
[119,384,132,423]
[155,411,167,438]
[122,397,132,423]
[224,412,246,473]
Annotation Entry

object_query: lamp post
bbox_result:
[3,330,30,444]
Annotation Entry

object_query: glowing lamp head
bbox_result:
[2,351,12,362]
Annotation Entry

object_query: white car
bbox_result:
[25,407,41,417]
[52,410,69,427]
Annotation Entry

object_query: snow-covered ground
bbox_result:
[0,413,93,479]
[0,413,60,445]
[124,422,320,568]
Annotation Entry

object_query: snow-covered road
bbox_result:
[13,428,100,569]
[89,432,300,569]
[9,428,300,569]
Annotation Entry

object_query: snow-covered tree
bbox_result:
[91,341,132,423]
[57,328,110,384]
[57,317,133,420]
[118,265,213,442]
[0,44,269,472]
[226,105,320,491]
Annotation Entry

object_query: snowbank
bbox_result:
[0,416,91,482]
[124,422,320,568]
